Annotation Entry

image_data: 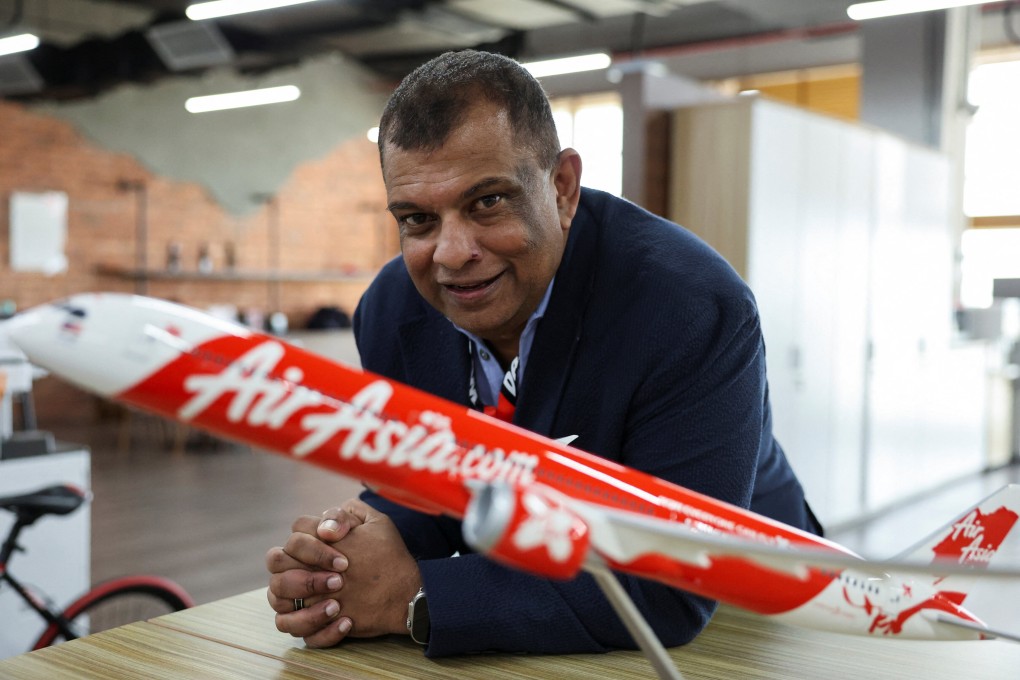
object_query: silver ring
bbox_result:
[293,598,305,611]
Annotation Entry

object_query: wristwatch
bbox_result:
[406,587,430,645]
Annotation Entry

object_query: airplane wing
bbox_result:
[572,498,1020,582]
[462,480,1020,589]
[934,615,1020,643]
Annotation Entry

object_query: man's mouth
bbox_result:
[443,273,502,293]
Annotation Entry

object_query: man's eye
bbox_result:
[474,194,503,210]
[399,213,430,228]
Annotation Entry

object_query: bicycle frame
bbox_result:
[2,484,195,652]
[0,518,83,645]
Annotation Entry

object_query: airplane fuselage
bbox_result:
[4,294,997,641]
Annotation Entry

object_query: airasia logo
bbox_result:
[513,492,578,563]
[176,341,539,484]
[931,507,1019,567]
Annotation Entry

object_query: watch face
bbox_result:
[408,591,430,645]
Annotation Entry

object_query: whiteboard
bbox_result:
[10,191,68,274]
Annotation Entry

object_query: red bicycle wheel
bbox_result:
[33,575,193,649]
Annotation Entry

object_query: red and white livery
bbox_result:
[4,293,1019,678]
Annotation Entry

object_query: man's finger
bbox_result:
[274,598,344,639]
[316,503,368,543]
[291,515,322,535]
[303,616,354,649]
[268,570,343,606]
[266,585,320,614]
[266,546,309,574]
[282,532,349,572]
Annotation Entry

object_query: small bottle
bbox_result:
[244,308,264,331]
[269,311,289,336]
[0,300,16,319]
[198,243,213,273]
[166,243,182,272]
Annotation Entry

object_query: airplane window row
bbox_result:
[841,573,883,595]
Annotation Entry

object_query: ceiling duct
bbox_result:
[145,20,235,71]
[0,54,44,96]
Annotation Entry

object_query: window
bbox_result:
[550,93,622,196]
[959,52,1020,309]
[964,57,1020,218]
[960,227,1020,309]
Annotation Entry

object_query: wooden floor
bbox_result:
[55,419,363,605]
[47,417,1020,608]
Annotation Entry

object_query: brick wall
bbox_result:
[0,101,396,425]
[1,100,394,322]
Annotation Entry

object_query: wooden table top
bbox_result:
[2,588,1017,679]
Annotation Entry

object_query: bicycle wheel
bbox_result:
[33,575,194,649]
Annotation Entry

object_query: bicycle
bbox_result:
[1,483,194,650]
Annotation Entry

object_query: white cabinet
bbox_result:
[670,98,985,527]
[745,102,872,526]
[0,448,90,659]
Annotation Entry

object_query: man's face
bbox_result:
[383,100,580,358]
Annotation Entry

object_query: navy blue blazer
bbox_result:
[353,188,816,657]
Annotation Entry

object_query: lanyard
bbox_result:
[467,341,519,423]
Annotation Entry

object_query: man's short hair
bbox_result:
[378,50,561,172]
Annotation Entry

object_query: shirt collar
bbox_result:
[454,278,555,406]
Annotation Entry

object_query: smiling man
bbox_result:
[265,50,820,657]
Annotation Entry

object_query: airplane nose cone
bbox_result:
[2,293,250,400]
[0,315,32,387]
[1,294,149,397]
[3,303,56,362]
[2,297,110,394]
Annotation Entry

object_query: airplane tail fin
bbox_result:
[893,484,1020,571]
[895,484,1020,637]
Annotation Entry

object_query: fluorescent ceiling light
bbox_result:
[0,33,40,57]
[185,85,300,113]
[848,0,989,21]
[606,57,667,83]
[187,0,321,21]
[522,53,611,78]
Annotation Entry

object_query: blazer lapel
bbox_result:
[514,195,599,438]
[397,313,471,405]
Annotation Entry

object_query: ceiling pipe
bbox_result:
[609,1,1014,64]
[610,21,860,64]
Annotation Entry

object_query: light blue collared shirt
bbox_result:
[455,279,555,407]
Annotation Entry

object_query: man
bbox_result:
[266,50,820,656]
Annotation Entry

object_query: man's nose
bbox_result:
[433,219,480,269]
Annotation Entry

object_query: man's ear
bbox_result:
[552,149,582,229]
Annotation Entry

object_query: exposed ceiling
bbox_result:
[0,0,862,101]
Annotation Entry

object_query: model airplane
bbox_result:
[3,293,1019,680]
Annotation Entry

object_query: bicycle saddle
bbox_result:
[0,484,86,520]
